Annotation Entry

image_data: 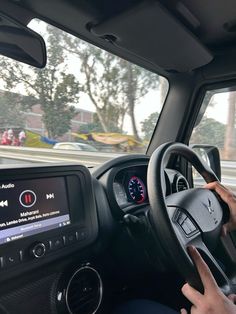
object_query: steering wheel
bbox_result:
[147,142,233,295]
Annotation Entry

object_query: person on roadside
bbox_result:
[7,128,13,145]
[1,129,8,145]
[18,130,26,146]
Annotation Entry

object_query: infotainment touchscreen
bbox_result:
[0,177,70,244]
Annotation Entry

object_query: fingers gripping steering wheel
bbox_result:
[147,142,233,295]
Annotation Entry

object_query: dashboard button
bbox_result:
[76,229,87,241]
[1,251,22,268]
[31,242,46,258]
[19,190,37,208]
[6,254,21,267]
[49,237,64,251]
[63,233,77,246]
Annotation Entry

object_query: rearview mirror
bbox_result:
[0,12,46,68]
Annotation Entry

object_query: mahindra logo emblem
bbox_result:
[207,199,214,214]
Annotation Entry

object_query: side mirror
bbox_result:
[191,144,221,183]
[0,12,46,68]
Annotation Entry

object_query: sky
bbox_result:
[206,92,229,125]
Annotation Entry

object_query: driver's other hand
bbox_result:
[205,181,236,236]
[180,246,236,314]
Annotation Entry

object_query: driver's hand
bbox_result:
[180,246,236,314]
[205,181,236,235]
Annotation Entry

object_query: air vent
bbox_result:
[66,266,103,314]
[176,176,189,192]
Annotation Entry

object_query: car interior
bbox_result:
[1,0,236,313]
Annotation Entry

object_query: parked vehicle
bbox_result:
[53,142,98,152]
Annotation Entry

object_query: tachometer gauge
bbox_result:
[127,176,146,204]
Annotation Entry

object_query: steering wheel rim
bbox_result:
[147,142,232,295]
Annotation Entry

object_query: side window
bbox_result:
[190,89,236,192]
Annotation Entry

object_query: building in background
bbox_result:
[0,90,94,141]
[24,104,93,140]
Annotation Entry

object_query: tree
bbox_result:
[63,36,159,140]
[118,60,158,140]
[0,25,80,138]
[0,92,26,128]
[141,112,159,140]
[78,113,104,133]
[190,117,225,148]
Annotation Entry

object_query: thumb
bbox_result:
[180,309,188,314]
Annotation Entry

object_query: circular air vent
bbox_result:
[65,266,103,314]
[175,176,189,192]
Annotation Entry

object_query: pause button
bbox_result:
[19,190,37,208]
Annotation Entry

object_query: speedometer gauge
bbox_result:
[127,176,146,204]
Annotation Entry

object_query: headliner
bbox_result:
[1,0,236,76]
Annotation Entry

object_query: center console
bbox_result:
[0,164,98,280]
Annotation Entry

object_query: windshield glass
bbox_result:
[0,19,168,167]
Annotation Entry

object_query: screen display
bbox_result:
[0,177,70,244]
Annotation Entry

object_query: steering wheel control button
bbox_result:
[19,190,37,208]
[49,237,64,251]
[185,218,197,233]
[177,212,187,225]
[181,222,192,235]
[31,242,46,258]
[176,211,197,236]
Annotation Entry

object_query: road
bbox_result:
[0,146,236,191]
[0,146,122,167]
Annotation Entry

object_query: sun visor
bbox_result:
[91,1,213,72]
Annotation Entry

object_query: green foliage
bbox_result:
[25,130,52,148]
[79,112,122,133]
[191,117,225,148]
[78,122,102,134]
[0,25,79,139]
[141,112,159,140]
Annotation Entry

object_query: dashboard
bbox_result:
[0,159,190,314]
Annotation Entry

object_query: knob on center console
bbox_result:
[31,242,46,258]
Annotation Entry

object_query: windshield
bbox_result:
[0,20,168,167]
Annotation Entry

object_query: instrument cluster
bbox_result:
[111,164,190,211]
[113,165,148,209]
